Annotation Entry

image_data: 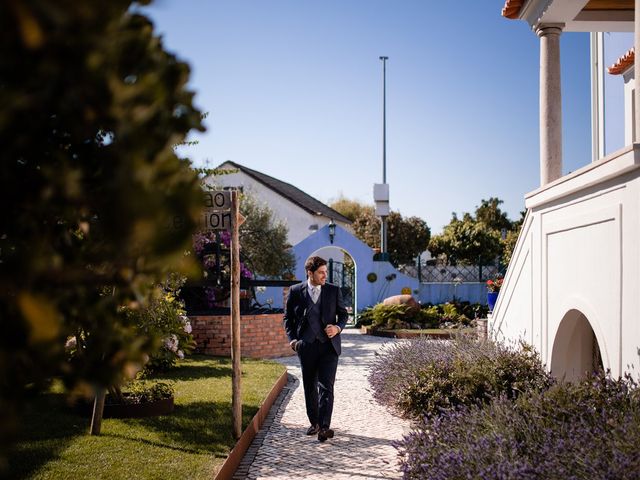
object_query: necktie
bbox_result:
[311,286,320,303]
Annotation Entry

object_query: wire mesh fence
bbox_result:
[398,263,502,283]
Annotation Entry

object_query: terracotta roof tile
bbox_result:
[608,48,634,75]
[502,0,525,19]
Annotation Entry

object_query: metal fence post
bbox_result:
[328,258,334,284]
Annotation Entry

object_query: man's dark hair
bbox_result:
[305,256,327,273]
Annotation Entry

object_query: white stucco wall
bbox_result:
[490,145,640,379]
[205,164,350,246]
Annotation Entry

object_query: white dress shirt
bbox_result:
[307,280,321,303]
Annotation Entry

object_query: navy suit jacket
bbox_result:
[283,281,349,355]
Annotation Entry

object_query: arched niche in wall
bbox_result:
[550,309,603,382]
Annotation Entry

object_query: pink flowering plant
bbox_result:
[193,230,254,307]
[486,276,503,293]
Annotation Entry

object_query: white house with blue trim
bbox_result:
[205,161,418,312]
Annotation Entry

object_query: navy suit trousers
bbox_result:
[297,338,339,429]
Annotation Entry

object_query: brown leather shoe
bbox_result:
[306,424,320,435]
[318,428,334,442]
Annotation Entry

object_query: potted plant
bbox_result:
[486,276,503,312]
[107,380,175,418]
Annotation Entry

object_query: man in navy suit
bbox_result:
[283,256,348,442]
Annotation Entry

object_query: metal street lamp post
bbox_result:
[378,56,389,258]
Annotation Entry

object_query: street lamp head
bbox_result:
[328,219,336,244]
[379,56,388,61]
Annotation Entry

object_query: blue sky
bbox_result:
[143,0,598,233]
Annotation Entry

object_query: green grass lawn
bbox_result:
[7,356,285,480]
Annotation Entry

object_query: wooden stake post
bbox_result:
[201,189,242,439]
[230,190,242,439]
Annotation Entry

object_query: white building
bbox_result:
[205,160,351,254]
[493,0,640,380]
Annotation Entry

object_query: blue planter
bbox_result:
[487,291,499,312]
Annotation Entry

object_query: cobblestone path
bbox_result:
[233,329,410,480]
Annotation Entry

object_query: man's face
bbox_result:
[308,265,328,286]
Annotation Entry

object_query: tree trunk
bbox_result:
[89,388,106,435]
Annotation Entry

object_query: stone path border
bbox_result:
[215,370,289,480]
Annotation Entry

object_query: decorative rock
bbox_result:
[382,294,419,310]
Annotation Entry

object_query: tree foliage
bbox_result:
[474,197,512,232]
[388,213,431,267]
[500,209,526,266]
[328,195,373,222]
[330,198,430,267]
[429,197,517,265]
[239,194,295,278]
[428,198,523,266]
[429,216,502,265]
[0,0,204,462]
[350,205,380,248]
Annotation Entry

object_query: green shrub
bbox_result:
[359,303,440,330]
[415,307,441,327]
[119,381,175,404]
[105,378,175,405]
[371,304,411,329]
[355,307,374,327]
[359,301,489,330]
[129,275,196,373]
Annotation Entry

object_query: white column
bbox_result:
[536,24,563,185]
[635,0,640,142]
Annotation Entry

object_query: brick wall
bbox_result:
[190,313,295,358]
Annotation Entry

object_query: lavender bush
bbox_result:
[369,336,552,418]
[398,372,640,479]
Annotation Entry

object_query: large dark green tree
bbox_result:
[0,0,204,463]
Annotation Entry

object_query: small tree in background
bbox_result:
[429,198,518,266]
[330,197,430,268]
[429,214,502,266]
[0,0,204,460]
[474,197,512,232]
[239,195,295,278]
[327,195,372,222]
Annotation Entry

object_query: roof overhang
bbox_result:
[502,0,634,32]
[608,47,634,74]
